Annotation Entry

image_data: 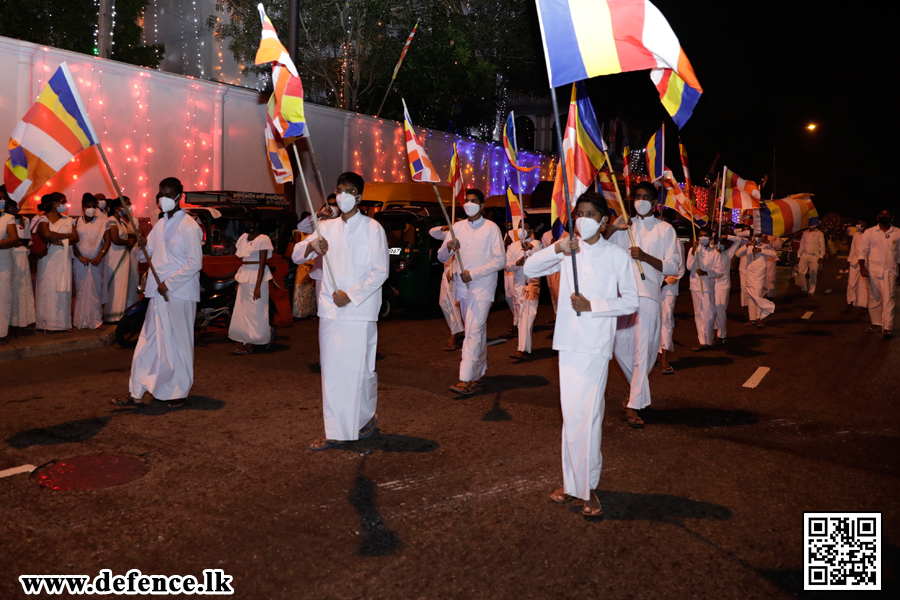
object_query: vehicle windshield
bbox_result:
[378,215,417,247]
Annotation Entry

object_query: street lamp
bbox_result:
[807,123,817,131]
[773,124,818,198]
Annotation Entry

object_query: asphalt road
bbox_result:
[1,257,898,599]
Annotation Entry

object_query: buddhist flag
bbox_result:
[506,182,525,233]
[596,171,620,217]
[255,4,306,138]
[392,22,419,80]
[754,194,818,236]
[4,63,98,202]
[448,142,465,204]
[622,137,631,199]
[534,0,702,127]
[678,137,692,199]
[645,126,663,181]
[402,99,439,183]
[663,169,706,227]
[723,167,761,210]
[503,112,538,173]
[264,108,292,184]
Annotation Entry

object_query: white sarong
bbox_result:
[560,351,609,501]
[319,318,378,441]
[129,296,197,400]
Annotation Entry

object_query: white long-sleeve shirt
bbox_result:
[661,239,686,298]
[610,215,681,305]
[437,216,505,302]
[524,236,639,357]
[686,246,725,292]
[799,229,826,259]
[736,243,776,278]
[858,225,900,277]
[505,238,542,292]
[140,210,203,301]
[848,230,866,264]
[715,236,744,291]
[292,211,388,321]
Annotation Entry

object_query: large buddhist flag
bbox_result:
[723,167,761,210]
[534,0,702,127]
[402,99,439,183]
[255,4,306,138]
[663,169,706,227]
[506,182,525,233]
[503,112,538,173]
[448,142,465,204]
[645,126,663,181]
[754,194,818,236]
[596,171,620,218]
[264,108,293,184]
[4,63,98,202]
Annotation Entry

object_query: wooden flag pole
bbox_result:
[602,150,645,280]
[549,86,581,313]
[718,165,728,239]
[685,186,703,294]
[431,184,469,289]
[290,143,338,290]
[97,146,167,301]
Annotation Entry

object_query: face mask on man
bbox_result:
[634,199,653,216]
[699,236,710,247]
[878,216,892,227]
[857,224,865,232]
[336,191,358,213]
[576,216,607,240]
[159,195,179,213]
[84,208,96,217]
[463,202,481,217]
[97,200,107,211]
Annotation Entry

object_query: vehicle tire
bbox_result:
[379,297,391,319]
[116,310,145,349]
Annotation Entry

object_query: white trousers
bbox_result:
[747,279,774,321]
[439,272,464,335]
[129,296,197,401]
[228,281,270,345]
[659,294,676,352]
[504,272,519,326]
[319,318,378,441]
[866,271,898,330]
[714,282,731,339]
[614,297,659,410]
[514,288,539,353]
[459,297,492,382]
[72,262,104,330]
[766,259,777,297]
[739,270,749,307]
[691,288,717,346]
[847,264,868,307]
[797,256,819,293]
[0,260,10,338]
[547,272,560,314]
[559,351,608,501]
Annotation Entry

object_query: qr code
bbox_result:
[804,512,881,590]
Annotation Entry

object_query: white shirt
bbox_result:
[524,235,639,357]
[736,243,776,277]
[799,229,826,259]
[234,233,274,284]
[661,239,686,298]
[848,230,866,264]
[292,211,389,321]
[686,246,725,292]
[141,210,204,301]
[505,238,542,292]
[610,215,681,304]
[437,216,505,302]
[715,236,744,291]
[859,225,900,277]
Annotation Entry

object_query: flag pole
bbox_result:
[718,165,727,238]
[603,151,645,280]
[510,112,527,242]
[431,184,469,289]
[290,143,338,290]
[684,184,702,294]
[97,147,168,302]
[548,86,581,311]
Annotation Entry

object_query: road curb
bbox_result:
[0,328,117,362]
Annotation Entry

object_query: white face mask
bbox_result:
[699,237,710,247]
[160,195,179,213]
[97,200,107,210]
[463,202,481,217]
[634,199,653,216]
[84,208,96,217]
[0,200,5,211]
[336,191,358,213]
[57,203,68,214]
[576,216,606,240]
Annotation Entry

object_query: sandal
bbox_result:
[756,321,766,329]
[358,414,378,440]
[627,415,645,429]
[550,487,574,504]
[510,350,527,360]
[444,342,457,352]
[233,347,253,355]
[662,365,675,374]
[449,382,474,396]
[692,344,711,352]
[470,379,484,390]
[582,491,603,517]
[884,330,894,340]
[160,399,184,408]
[309,436,345,451]
[110,396,144,407]
[865,326,879,334]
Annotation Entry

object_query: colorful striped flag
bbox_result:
[506,182,524,233]
[645,126,663,181]
[264,106,293,184]
[663,169,706,227]
[255,4,306,139]
[622,137,631,199]
[723,167,761,210]
[448,142,465,204]
[503,112,538,173]
[402,99,439,183]
[596,171,620,217]
[534,0,703,127]
[4,63,98,202]
[678,137,692,199]
[392,22,419,80]
[754,195,818,236]
[550,82,607,240]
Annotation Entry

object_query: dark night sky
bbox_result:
[530,0,898,221]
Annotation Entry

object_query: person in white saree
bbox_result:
[72,194,110,329]
[34,193,78,332]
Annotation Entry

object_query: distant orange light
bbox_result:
[807,123,817,131]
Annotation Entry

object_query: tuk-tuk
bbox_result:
[374,208,446,317]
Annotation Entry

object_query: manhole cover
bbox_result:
[32,454,150,491]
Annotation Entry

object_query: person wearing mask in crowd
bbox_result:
[112,178,203,408]
[33,193,78,332]
[604,181,681,429]
[687,227,725,352]
[506,218,542,361]
[0,186,20,344]
[502,221,520,336]
[438,188,505,396]
[733,224,753,320]
[2,187,35,336]
[95,193,108,215]
[541,226,564,322]
[524,192,639,518]
[297,193,338,308]
[429,219,465,351]
[858,209,900,339]
[764,235,782,298]
[104,198,136,323]
[72,193,110,329]
[292,172,388,450]
[842,219,869,314]
[712,228,744,344]
[121,197,142,309]
[230,211,276,354]
[736,234,776,328]
[796,223,826,295]
[658,211,685,374]
[287,211,317,320]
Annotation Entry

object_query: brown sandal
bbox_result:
[550,487,574,504]
[582,491,603,517]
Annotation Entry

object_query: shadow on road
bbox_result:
[110,395,227,416]
[642,407,759,428]
[336,430,439,453]
[6,417,112,449]
[475,374,550,395]
[671,355,735,370]
[482,393,513,422]
[568,490,732,525]
[524,347,558,362]
[791,329,832,336]
[722,333,769,358]
[349,456,403,556]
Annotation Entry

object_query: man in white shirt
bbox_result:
[713,231,744,343]
[658,212,684,374]
[505,219,542,360]
[736,235,776,328]
[293,173,389,449]
[541,228,561,320]
[438,189,505,395]
[843,220,869,314]
[605,182,681,428]
[429,223,464,351]
[859,209,900,338]
[796,224,826,294]
[112,178,203,408]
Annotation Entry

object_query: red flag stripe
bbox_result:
[22,103,86,157]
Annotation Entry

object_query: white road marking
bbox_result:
[825,289,832,294]
[0,464,36,479]
[802,311,814,319]
[743,367,770,388]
